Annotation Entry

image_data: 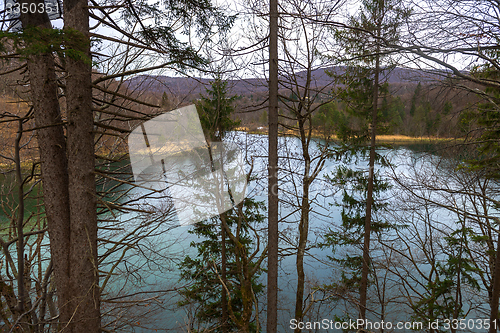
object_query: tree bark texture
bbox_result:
[18,0,73,328]
[267,0,279,331]
[64,0,101,331]
[294,117,311,333]
[489,231,500,333]
[359,44,380,322]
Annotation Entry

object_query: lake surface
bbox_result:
[0,132,492,332]
[100,132,491,332]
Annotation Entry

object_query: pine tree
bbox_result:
[197,76,240,142]
[179,76,265,332]
[324,0,409,321]
[461,63,500,332]
[178,198,265,332]
[410,82,422,117]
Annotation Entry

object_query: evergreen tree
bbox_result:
[312,100,347,138]
[259,110,267,125]
[410,82,422,117]
[461,63,500,331]
[1,0,234,329]
[197,76,240,142]
[180,76,265,332]
[411,223,480,331]
[387,96,404,133]
[468,68,500,178]
[178,198,265,332]
[322,163,392,284]
[325,0,409,320]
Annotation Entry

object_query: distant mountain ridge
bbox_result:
[123,66,448,98]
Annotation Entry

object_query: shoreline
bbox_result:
[236,127,462,144]
[0,131,462,169]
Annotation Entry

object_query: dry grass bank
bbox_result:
[237,126,461,144]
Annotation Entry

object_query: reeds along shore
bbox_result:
[236,127,461,144]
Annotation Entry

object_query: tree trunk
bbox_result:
[64,0,101,331]
[221,214,228,332]
[489,230,500,333]
[359,31,381,322]
[267,0,279,331]
[207,140,229,332]
[294,183,310,331]
[18,1,73,328]
[294,117,311,333]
